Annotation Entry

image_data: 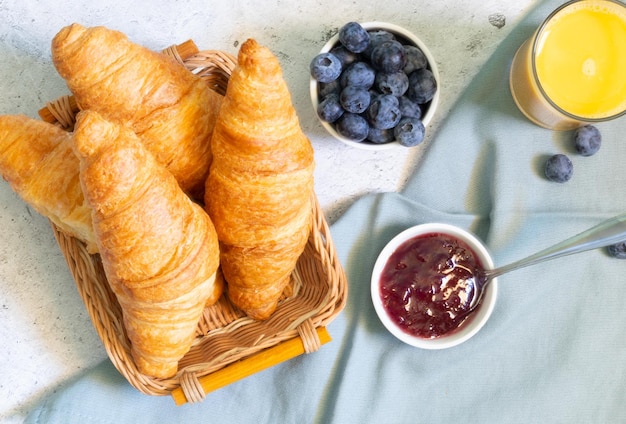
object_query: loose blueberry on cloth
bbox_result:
[574,124,602,156]
[544,153,573,182]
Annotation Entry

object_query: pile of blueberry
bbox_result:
[310,22,437,147]
[542,125,625,257]
[544,124,602,183]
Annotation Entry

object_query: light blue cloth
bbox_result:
[26,0,626,422]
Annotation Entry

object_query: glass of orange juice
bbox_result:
[509,0,626,130]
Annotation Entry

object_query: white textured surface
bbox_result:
[0,1,535,421]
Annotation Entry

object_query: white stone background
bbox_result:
[0,0,537,421]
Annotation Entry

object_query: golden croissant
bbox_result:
[51,23,222,200]
[73,110,222,378]
[204,39,315,320]
[0,114,97,253]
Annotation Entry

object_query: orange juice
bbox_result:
[510,0,626,130]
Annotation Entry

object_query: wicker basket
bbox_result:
[41,41,347,405]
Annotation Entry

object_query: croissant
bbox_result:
[73,110,222,379]
[0,114,97,253]
[51,23,222,200]
[204,39,315,320]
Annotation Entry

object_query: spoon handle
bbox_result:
[487,213,626,278]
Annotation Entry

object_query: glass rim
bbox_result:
[530,0,626,122]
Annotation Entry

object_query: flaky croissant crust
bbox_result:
[74,110,221,378]
[205,39,315,320]
[51,23,222,200]
[0,114,97,252]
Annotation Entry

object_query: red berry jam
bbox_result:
[379,232,482,339]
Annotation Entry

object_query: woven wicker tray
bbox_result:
[41,40,347,405]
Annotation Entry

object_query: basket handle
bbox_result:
[171,326,332,406]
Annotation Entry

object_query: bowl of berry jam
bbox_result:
[309,21,440,150]
[371,223,497,349]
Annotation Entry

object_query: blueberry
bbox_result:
[339,85,371,114]
[366,94,401,130]
[367,127,395,144]
[340,61,376,89]
[398,96,422,119]
[363,30,395,57]
[317,93,344,123]
[403,45,428,74]
[310,52,342,83]
[319,79,341,98]
[607,242,626,259]
[407,68,437,104]
[574,124,601,156]
[375,71,409,97]
[338,22,370,53]
[394,117,425,147]
[544,154,573,183]
[335,113,369,141]
[370,40,407,73]
[330,45,360,68]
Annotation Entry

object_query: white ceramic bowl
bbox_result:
[310,21,440,150]
[370,223,497,349]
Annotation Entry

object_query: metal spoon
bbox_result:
[466,213,626,313]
